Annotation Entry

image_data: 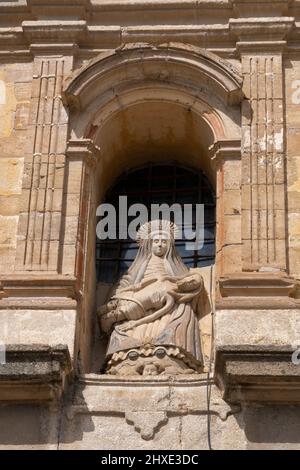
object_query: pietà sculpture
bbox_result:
[98,219,210,376]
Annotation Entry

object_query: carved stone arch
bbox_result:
[63,43,243,146]
[61,43,243,371]
[64,42,243,108]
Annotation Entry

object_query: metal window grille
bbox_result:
[96,162,216,283]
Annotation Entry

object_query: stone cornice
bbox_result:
[4,0,300,15]
[0,274,81,309]
[89,0,232,11]
[0,1,28,12]
[230,17,295,42]
[0,1,233,15]
[0,0,298,18]
[233,0,292,17]
[22,20,87,42]
[0,26,23,45]
[237,40,288,54]
[215,345,300,404]
[219,272,296,297]
[66,139,101,166]
[217,273,300,310]
[0,3,299,54]
[29,42,79,57]
[0,344,72,402]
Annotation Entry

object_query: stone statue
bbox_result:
[98,220,210,376]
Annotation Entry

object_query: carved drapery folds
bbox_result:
[97,220,211,376]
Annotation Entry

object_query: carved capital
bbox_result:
[230,17,294,48]
[66,138,100,167]
[210,139,241,167]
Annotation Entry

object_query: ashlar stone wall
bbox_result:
[1,0,300,450]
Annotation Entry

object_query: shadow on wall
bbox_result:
[2,402,300,448]
[0,391,95,447]
[243,406,300,448]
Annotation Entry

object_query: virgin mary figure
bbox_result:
[98,220,210,376]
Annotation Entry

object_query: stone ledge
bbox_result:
[63,373,240,440]
[215,345,300,404]
[0,274,80,309]
[1,5,298,51]
[0,344,72,402]
[217,273,300,309]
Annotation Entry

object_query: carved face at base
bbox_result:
[151,235,169,257]
[142,363,160,376]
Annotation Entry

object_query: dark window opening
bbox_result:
[96,162,216,283]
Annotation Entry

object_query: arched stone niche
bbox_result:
[62,43,243,372]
